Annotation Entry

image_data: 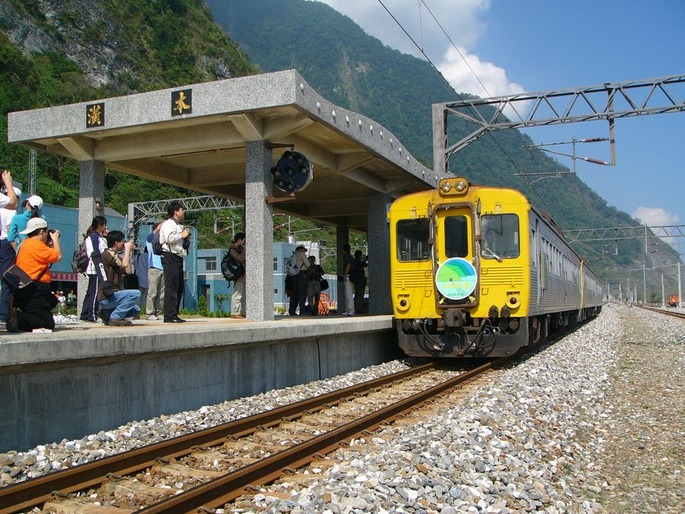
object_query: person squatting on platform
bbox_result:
[96,230,141,327]
[8,217,61,332]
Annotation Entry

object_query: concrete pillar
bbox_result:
[367,193,392,314]
[245,141,274,321]
[336,227,350,314]
[77,160,105,315]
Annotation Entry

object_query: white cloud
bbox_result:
[312,0,490,59]
[632,207,679,226]
[312,0,523,100]
[437,46,525,98]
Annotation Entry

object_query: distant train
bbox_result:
[388,177,604,358]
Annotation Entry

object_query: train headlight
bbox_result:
[438,177,469,197]
[396,295,411,312]
[506,292,520,309]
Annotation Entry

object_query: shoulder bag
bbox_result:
[2,264,49,292]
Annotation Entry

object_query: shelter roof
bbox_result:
[8,69,437,231]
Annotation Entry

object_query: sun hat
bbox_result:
[19,217,47,235]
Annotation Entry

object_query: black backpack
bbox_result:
[71,239,89,273]
[221,251,245,281]
[151,230,163,255]
[349,259,365,284]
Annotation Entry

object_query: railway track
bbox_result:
[638,305,685,320]
[0,359,506,513]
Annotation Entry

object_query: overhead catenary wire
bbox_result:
[376,0,559,216]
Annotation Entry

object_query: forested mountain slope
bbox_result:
[207,0,681,283]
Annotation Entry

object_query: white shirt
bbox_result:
[85,233,108,275]
[159,218,187,256]
[0,208,16,240]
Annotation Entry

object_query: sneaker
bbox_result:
[146,314,158,320]
[7,308,19,333]
[230,314,245,319]
[108,318,132,327]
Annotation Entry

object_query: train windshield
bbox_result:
[444,215,469,258]
[481,214,520,259]
[396,218,430,261]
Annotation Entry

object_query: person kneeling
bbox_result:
[9,218,60,332]
[97,231,141,326]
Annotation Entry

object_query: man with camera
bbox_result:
[8,217,61,332]
[0,168,19,211]
[159,201,190,323]
[96,230,141,327]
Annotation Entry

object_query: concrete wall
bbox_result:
[0,318,400,452]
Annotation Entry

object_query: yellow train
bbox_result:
[389,177,604,358]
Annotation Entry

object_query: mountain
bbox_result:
[0,0,256,249]
[0,0,679,295]
[206,0,681,292]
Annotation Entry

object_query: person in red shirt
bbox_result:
[8,217,61,332]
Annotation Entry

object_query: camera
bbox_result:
[48,229,56,234]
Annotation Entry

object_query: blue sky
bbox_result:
[315,0,685,255]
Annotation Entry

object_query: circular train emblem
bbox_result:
[435,258,478,300]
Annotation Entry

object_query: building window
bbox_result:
[273,257,278,271]
[205,257,217,271]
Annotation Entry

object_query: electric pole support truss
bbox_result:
[127,195,243,238]
[433,74,685,173]
[563,224,685,243]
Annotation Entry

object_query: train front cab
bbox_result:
[391,177,532,358]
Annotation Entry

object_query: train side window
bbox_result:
[396,218,430,262]
[481,214,520,259]
[444,215,468,258]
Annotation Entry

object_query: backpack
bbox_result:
[221,251,245,281]
[285,254,301,276]
[349,259,365,285]
[71,239,89,273]
[151,230,163,256]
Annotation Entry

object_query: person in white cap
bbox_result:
[7,217,61,332]
[0,186,21,324]
[8,194,44,250]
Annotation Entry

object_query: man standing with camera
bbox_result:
[159,201,190,323]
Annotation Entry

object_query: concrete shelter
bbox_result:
[7,69,436,320]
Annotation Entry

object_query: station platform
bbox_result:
[0,315,400,452]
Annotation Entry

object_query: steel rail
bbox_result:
[639,305,685,320]
[139,359,500,513]
[0,362,437,514]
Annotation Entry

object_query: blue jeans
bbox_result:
[99,289,142,320]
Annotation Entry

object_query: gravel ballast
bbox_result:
[1,303,683,513]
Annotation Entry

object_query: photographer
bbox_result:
[96,230,140,327]
[8,194,43,250]
[7,218,60,333]
[159,201,190,323]
[0,168,19,211]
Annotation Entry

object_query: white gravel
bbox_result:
[2,304,683,513]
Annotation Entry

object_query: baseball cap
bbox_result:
[19,217,48,235]
[27,195,43,209]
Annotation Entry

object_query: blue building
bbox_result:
[32,200,338,315]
